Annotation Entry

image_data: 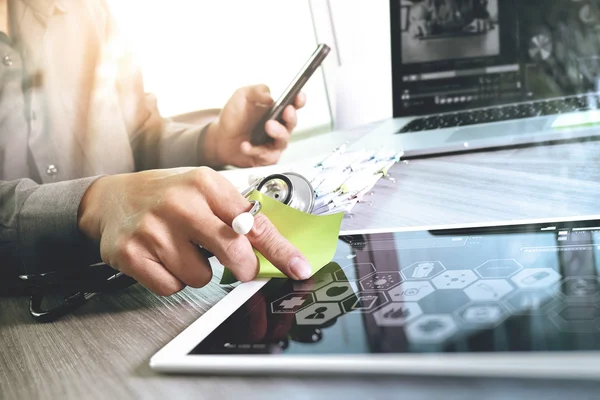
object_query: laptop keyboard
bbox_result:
[397,95,597,133]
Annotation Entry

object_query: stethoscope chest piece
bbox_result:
[247,172,315,214]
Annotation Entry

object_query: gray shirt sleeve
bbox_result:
[129,111,215,172]
[0,177,103,292]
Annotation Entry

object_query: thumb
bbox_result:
[242,84,274,106]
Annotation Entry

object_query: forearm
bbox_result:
[127,94,223,171]
[131,119,221,171]
[0,178,103,292]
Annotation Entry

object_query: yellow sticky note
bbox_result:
[220,191,344,284]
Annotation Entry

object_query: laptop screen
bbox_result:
[391,0,600,117]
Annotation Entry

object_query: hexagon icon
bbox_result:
[511,268,561,289]
[348,280,360,293]
[555,276,600,301]
[405,315,458,344]
[504,289,557,315]
[293,272,333,292]
[401,261,446,281]
[360,272,402,291]
[432,270,478,290]
[271,293,315,314]
[315,281,355,302]
[373,302,422,327]
[456,302,508,328]
[548,304,600,333]
[475,259,523,278]
[342,291,389,313]
[334,263,376,282]
[388,281,435,302]
[296,303,342,326]
[463,279,514,301]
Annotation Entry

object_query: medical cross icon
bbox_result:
[271,292,316,314]
[280,296,306,309]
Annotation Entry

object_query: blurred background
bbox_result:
[105,0,393,140]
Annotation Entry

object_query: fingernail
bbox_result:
[289,257,312,280]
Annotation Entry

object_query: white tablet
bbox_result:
[150,215,600,380]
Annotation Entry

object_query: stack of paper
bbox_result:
[219,144,403,216]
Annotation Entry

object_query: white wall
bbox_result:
[317,0,394,130]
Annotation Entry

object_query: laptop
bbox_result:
[353,0,600,157]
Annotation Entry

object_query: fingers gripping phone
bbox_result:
[250,43,331,146]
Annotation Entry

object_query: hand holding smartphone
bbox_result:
[250,43,331,146]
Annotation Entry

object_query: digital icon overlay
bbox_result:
[464,279,514,301]
[373,302,423,326]
[401,261,446,281]
[388,281,435,302]
[457,302,508,327]
[296,303,342,325]
[432,270,478,290]
[511,268,561,289]
[360,272,402,291]
[316,282,355,302]
[475,259,523,278]
[406,315,458,343]
[342,291,389,313]
[271,293,315,314]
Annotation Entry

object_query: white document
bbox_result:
[218,155,324,191]
[218,147,401,215]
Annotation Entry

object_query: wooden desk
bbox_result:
[4,125,600,399]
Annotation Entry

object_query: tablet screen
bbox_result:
[190,220,600,355]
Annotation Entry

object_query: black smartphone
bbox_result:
[250,43,331,146]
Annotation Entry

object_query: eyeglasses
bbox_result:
[19,263,137,323]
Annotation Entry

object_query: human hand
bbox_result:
[77,168,312,296]
[202,85,306,168]
[220,291,295,349]
[219,285,330,350]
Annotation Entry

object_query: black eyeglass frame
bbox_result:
[19,263,137,323]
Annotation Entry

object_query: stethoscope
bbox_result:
[20,172,316,323]
[242,172,315,213]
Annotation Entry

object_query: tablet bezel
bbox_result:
[150,214,600,379]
